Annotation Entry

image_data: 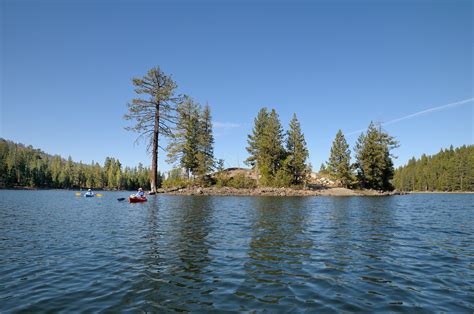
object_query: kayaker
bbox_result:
[135,188,145,198]
[84,189,94,197]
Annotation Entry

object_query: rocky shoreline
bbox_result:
[156,186,403,197]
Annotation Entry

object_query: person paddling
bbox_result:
[84,189,94,197]
[128,188,147,203]
[135,188,145,198]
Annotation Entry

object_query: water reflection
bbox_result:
[171,197,215,300]
[236,197,313,309]
[163,197,215,310]
[325,197,357,271]
[112,196,216,311]
[356,198,397,263]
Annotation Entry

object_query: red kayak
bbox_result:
[129,196,147,203]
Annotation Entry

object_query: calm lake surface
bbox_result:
[0,191,473,312]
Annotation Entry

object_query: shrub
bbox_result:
[216,173,256,189]
[273,168,293,187]
[228,173,257,189]
[162,177,192,188]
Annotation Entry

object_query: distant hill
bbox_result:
[393,145,473,192]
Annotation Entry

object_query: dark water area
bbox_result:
[0,191,473,312]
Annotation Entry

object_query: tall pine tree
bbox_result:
[245,108,269,185]
[245,108,286,186]
[124,66,179,193]
[263,109,286,181]
[166,96,201,178]
[327,129,353,188]
[196,103,215,177]
[354,122,398,191]
[285,113,309,185]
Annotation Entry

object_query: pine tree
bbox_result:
[285,113,309,185]
[166,99,215,182]
[246,108,269,168]
[261,109,286,185]
[327,129,353,188]
[247,108,305,186]
[124,66,179,193]
[354,122,398,191]
[196,103,215,177]
[166,96,200,177]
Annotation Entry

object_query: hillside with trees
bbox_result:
[0,139,156,190]
[393,145,473,192]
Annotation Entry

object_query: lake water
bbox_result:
[0,190,472,312]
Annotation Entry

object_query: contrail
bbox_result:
[346,97,474,136]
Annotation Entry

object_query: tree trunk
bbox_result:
[150,105,160,193]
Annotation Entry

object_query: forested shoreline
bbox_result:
[393,145,473,192]
[0,139,157,190]
[1,137,472,192]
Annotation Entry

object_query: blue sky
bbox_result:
[1,0,472,172]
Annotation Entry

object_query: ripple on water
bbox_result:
[0,192,473,312]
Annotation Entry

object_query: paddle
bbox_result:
[96,194,103,197]
[75,192,81,196]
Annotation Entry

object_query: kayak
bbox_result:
[129,196,147,203]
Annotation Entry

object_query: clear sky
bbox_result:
[1,0,472,172]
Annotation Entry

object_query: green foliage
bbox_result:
[196,104,215,176]
[393,145,474,191]
[246,108,308,187]
[215,175,229,188]
[166,96,200,176]
[0,138,155,190]
[161,168,192,188]
[214,160,228,187]
[319,163,328,175]
[263,109,287,178]
[327,129,353,188]
[245,108,269,169]
[274,160,293,187]
[166,98,215,179]
[286,113,309,185]
[354,122,399,191]
[216,173,257,189]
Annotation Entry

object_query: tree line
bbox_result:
[124,66,402,192]
[393,145,473,191]
[245,110,399,190]
[0,139,158,190]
